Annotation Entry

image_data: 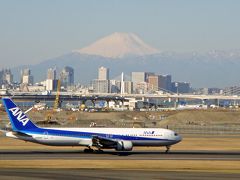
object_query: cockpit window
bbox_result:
[174,133,178,136]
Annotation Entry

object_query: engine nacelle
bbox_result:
[115,140,133,151]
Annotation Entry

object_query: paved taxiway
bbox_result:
[0,168,240,180]
[0,149,240,160]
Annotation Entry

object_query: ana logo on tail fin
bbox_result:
[8,107,29,126]
[2,97,38,131]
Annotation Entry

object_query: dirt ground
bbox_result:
[1,108,240,128]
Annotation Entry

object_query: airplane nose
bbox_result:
[176,135,182,142]
[173,131,182,143]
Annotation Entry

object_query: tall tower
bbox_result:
[92,67,110,93]
[98,66,109,80]
[60,66,74,87]
[47,68,56,80]
[2,69,13,85]
[21,68,33,85]
[120,72,124,94]
[46,68,57,91]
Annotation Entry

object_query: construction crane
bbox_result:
[53,79,61,111]
[44,79,61,122]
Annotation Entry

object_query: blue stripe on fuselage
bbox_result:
[21,128,174,141]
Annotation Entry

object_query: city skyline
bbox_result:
[2,65,240,96]
[1,65,190,92]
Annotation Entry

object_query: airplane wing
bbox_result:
[92,135,117,148]
[92,135,133,151]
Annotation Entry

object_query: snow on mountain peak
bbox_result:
[74,32,160,58]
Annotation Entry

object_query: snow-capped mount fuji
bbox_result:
[74,32,160,58]
[11,32,240,87]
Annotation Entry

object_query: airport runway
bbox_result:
[0,149,240,160]
[1,150,240,179]
[0,168,239,180]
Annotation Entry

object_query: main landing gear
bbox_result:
[165,146,171,154]
[96,148,104,153]
[83,147,104,153]
[83,147,94,153]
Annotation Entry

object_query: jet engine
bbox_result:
[115,140,133,151]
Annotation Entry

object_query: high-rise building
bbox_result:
[165,75,172,91]
[92,79,110,93]
[98,66,109,80]
[148,74,172,92]
[131,72,154,93]
[60,66,74,87]
[223,86,240,96]
[110,80,120,93]
[46,79,58,91]
[92,66,110,93]
[45,68,57,91]
[158,75,167,90]
[0,71,3,86]
[111,80,133,94]
[148,75,159,91]
[22,69,30,76]
[157,75,172,91]
[0,69,13,85]
[4,72,13,85]
[47,68,56,80]
[122,81,133,94]
[132,72,145,84]
[21,68,33,85]
[171,82,190,94]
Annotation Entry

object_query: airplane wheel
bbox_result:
[165,146,170,154]
[96,149,104,153]
[83,148,94,153]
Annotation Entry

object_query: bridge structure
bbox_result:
[3,92,240,101]
[60,91,238,100]
[2,92,240,109]
[92,93,240,107]
[0,94,127,109]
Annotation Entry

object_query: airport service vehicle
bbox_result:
[1,98,182,153]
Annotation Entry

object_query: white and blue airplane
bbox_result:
[1,98,182,153]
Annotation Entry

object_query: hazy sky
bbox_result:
[1,0,240,67]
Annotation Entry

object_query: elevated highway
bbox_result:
[86,93,240,101]
[1,92,240,103]
[1,94,126,103]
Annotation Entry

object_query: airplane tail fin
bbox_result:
[2,97,38,131]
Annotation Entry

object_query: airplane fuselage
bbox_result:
[6,127,181,147]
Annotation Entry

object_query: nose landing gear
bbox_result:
[165,146,171,153]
